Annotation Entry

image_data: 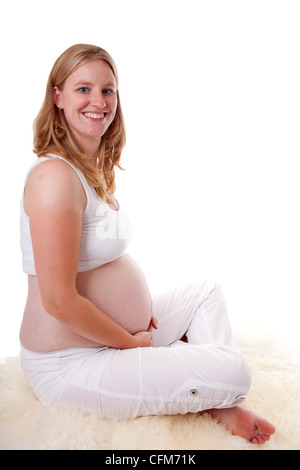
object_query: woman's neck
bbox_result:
[75,134,101,167]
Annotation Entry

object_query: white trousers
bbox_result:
[20,281,251,420]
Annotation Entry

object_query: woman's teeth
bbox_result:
[83,112,105,119]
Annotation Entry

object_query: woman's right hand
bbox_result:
[132,330,153,348]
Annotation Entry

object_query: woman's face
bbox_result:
[54,60,118,155]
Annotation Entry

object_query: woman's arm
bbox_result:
[24,159,153,349]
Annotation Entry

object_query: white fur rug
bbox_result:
[1,325,299,450]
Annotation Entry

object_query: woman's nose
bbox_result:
[91,91,106,108]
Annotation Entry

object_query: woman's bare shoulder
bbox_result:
[24,158,86,214]
[26,158,79,184]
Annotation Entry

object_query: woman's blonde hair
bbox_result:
[33,44,126,198]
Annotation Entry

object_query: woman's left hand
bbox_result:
[147,314,158,332]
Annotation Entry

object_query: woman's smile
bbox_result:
[83,112,107,120]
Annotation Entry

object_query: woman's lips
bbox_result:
[83,112,106,120]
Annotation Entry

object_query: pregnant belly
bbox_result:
[76,254,153,334]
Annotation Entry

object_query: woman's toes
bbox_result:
[251,433,270,444]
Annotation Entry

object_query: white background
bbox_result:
[1,0,299,359]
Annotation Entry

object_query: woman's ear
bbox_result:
[53,86,63,109]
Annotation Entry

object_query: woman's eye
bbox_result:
[103,89,114,95]
[79,87,89,93]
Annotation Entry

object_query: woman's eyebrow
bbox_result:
[73,81,93,87]
[73,81,116,88]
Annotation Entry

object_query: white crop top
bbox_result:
[20,155,133,275]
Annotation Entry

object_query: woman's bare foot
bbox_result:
[206,406,275,444]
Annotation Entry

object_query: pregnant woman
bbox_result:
[19,44,275,444]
